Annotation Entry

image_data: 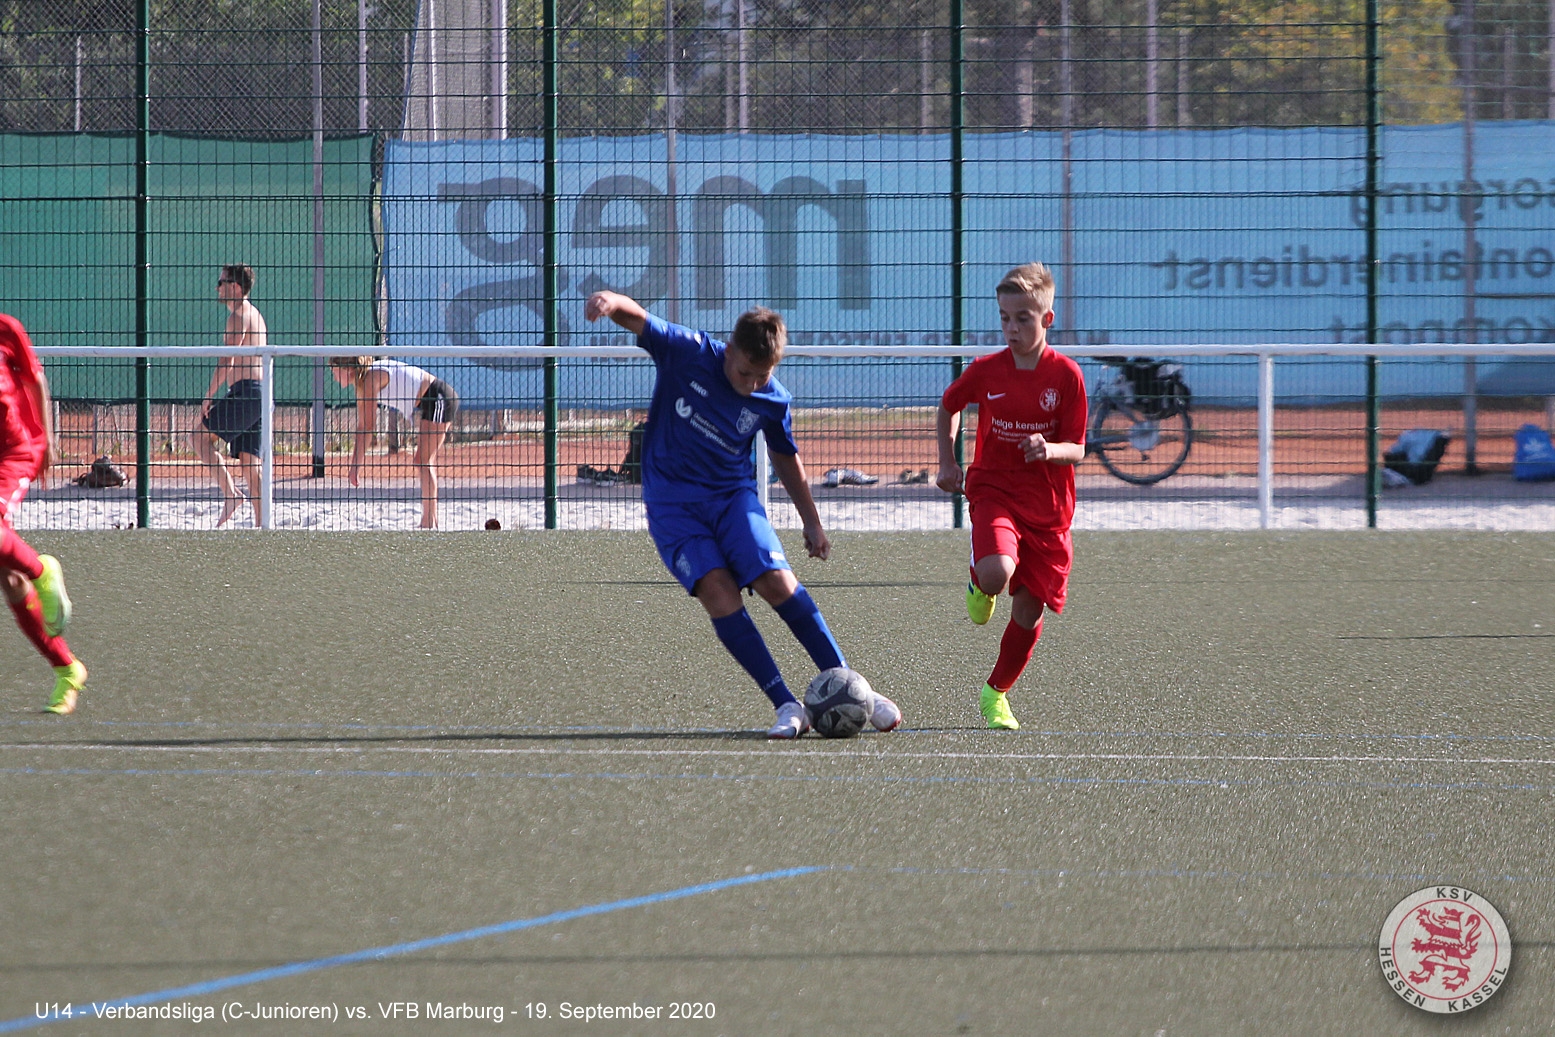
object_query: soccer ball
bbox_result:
[804,667,873,739]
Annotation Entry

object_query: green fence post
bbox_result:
[1364,0,1381,528]
[542,0,560,530]
[134,0,151,529]
[311,0,328,481]
[949,0,965,530]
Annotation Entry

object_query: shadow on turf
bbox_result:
[1336,633,1555,640]
[19,730,790,747]
[6,726,999,747]
[571,579,957,589]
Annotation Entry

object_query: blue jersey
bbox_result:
[637,315,798,504]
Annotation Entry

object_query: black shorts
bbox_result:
[418,378,458,424]
[203,379,262,458]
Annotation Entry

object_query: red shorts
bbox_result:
[0,439,45,524]
[969,497,1073,613]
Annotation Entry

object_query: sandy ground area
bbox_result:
[14,468,1554,532]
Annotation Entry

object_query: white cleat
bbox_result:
[867,692,902,732]
[766,700,811,740]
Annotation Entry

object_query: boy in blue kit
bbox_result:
[584,290,901,739]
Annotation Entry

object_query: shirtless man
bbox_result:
[196,264,267,527]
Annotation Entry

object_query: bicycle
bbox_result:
[1084,356,1194,485]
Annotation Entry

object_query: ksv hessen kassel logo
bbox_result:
[1378,886,1511,1013]
[1040,388,1060,411]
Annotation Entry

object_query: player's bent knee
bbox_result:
[974,559,1015,595]
[693,569,744,617]
[752,568,798,604]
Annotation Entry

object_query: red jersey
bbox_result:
[941,346,1087,531]
[0,313,47,453]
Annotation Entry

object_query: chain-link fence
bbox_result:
[8,2,1548,137]
[3,1,1553,530]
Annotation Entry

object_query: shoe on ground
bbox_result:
[966,581,995,625]
[979,682,1020,731]
[577,465,626,485]
[35,554,72,637]
[867,691,902,732]
[45,659,87,716]
[822,467,879,487]
[766,700,811,739]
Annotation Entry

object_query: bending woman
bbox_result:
[329,356,459,528]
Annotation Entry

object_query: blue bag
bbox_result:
[1512,424,1555,482]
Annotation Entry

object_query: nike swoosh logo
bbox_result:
[986,392,1006,399]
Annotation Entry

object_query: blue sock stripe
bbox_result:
[774,586,845,671]
[0,867,825,1034]
[711,608,792,707]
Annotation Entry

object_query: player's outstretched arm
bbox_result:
[770,450,830,560]
[934,404,964,493]
[583,291,648,336]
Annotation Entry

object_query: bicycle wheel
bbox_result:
[1089,397,1193,485]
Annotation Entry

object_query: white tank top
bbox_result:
[369,360,430,420]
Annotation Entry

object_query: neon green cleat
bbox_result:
[966,581,996,625]
[45,660,86,716]
[979,683,1020,731]
[35,554,72,637]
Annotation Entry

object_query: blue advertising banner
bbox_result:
[382,123,1555,406]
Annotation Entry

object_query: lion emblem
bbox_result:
[1406,906,1482,993]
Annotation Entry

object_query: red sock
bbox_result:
[0,526,43,580]
[988,615,1042,692]
[9,588,73,667]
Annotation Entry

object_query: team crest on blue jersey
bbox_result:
[737,407,759,434]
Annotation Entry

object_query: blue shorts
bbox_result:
[647,488,791,595]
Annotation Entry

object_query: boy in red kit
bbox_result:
[936,263,1086,730]
[0,313,86,714]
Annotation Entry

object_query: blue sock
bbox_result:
[711,609,794,708]
[774,585,846,671]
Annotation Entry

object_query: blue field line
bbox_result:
[2,763,1553,795]
[0,866,824,1034]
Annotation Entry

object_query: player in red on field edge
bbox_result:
[0,314,86,714]
[935,263,1087,730]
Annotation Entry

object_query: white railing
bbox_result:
[35,342,1555,531]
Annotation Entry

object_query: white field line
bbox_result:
[3,742,1554,768]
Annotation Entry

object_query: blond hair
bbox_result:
[328,355,376,382]
[996,262,1056,313]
